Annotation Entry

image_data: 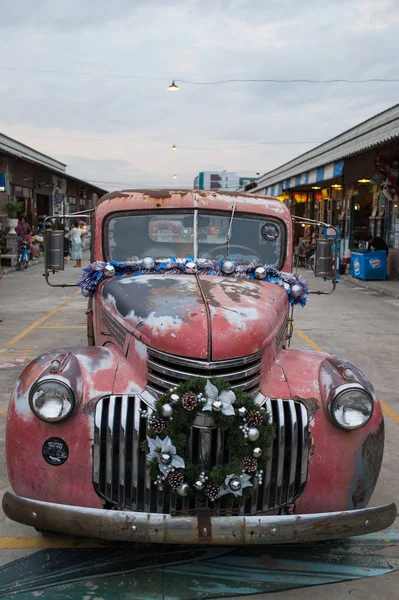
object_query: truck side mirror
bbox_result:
[45,231,65,271]
[315,238,335,278]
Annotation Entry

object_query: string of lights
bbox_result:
[0,66,397,85]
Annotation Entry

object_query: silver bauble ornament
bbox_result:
[291,284,302,298]
[142,256,155,270]
[185,261,197,274]
[104,263,115,277]
[160,452,172,465]
[255,267,266,280]
[238,407,248,418]
[229,478,242,492]
[177,482,189,497]
[283,282,291,291]
[248,427,260,442]
[161,403,173,418]
[170,393,180,405]
[252,447,263,459]
[221,260,235,274]
[81,288,90,298]
[212,400,223,412]
[194,480,205,491]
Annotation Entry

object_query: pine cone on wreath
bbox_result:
[243,457,258,473]
[246,410,263,427]
[205,483,221,502]
[150,417,166,434]
[167,471,184,491]
[181,391,199,412]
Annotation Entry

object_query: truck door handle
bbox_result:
[100,331,112,336]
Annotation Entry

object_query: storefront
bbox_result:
[247,104,399,278]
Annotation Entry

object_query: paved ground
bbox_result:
[0,260,398,598]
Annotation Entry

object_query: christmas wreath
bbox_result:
[142,377,275,504]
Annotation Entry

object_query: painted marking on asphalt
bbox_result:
[294,325,399,426]
[0,291,80,351]
[0,537,109,549]
[39,325,86,329]
[0,410,7,414]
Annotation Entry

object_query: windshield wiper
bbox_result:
[226,203,236,258]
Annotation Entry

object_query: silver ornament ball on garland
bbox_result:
[252,447,263,459]
[161,403,173,418]
[185,261,197,274]
[142,256,155,270]
[194,480,205,491]
[229,477,242,492]
[238,406,248,417]
[221,260,235,274]
[212,400,223,412]
[255,267,266,280]
[160,452,172,465]
[248,427,260,441]
[104,263,115,277]
[170,393,180,405]
[176,482,190,497]
[291,284,302,298]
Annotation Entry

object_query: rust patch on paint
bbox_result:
[352,420,384,508]
[293,396,319,418]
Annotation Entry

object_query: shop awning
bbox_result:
[263,159,344,196]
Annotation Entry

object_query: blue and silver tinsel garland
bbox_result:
[77,257,309,306]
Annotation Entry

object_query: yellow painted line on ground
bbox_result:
[0,410,7,415]
[1,291,80,351]
[39,325,86,329]
[294,325,399,426]
[0,537,110,549]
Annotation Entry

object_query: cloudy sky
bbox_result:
[0,0,398,192]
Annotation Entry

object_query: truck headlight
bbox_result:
[330,384,374,430]
[30,379,75,423]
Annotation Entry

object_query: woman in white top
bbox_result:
[69,221,84,268]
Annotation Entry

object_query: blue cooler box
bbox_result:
[350,250,387,280]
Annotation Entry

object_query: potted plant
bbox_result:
[4,200,23,235]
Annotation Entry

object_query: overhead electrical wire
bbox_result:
[0,66,397,84]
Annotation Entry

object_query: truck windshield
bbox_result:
[107,212,284,267]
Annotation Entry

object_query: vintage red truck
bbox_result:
[3,190,396,544]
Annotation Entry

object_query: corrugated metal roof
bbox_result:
[252,103,399,192]
[0,133,66,171]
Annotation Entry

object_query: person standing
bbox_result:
[16,216,31,239]
[69,221,84,268]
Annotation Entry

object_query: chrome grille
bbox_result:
[93,396,309,514]
[146,348,264,396]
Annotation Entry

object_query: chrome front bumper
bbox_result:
[3,492,397,545]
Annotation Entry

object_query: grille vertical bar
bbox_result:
[261,397,274,511]
[105,397,115,500]
[274,399,286,507]
[118,395,128,507]
[93,396,308,514]
[131,399,141,510]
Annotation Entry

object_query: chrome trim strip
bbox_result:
[275,399,285,507]
[131,398,141,510]
[287,401,298,502]
[93,399,103,485]
[147,347,264,369]
[143,402,153,512]
[146,359,262,382]
[262,397,273,511]
[118,395,128,507]
[105,397,115,500]
[5,493,396,545]
[146,371,261,392]
[299,403,309,489]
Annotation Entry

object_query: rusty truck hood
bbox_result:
[101,274,288,360]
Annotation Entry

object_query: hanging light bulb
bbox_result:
[173,174,177,179]
[172,145,178,150]
[357,177,371,183]
[168,81,180,91]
